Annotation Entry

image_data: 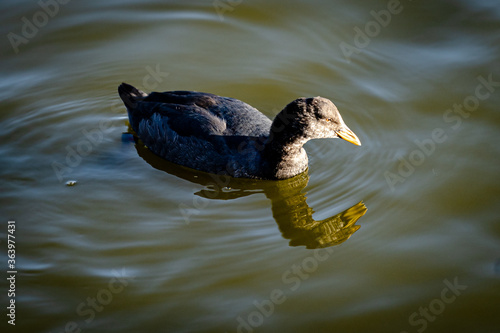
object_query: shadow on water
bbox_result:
[126,133,367,249]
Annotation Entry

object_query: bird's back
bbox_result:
[118,83,272,177]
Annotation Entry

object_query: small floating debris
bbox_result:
[65,180,78,186]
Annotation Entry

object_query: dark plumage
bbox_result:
[118,83,361,180]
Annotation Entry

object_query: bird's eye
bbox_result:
[325,118,333,122]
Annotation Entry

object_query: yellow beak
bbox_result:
[336,127,361,146]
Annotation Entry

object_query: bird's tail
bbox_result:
[118,83,147,109]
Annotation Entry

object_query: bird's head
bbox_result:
[271,97,361,146]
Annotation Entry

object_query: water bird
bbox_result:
[118,83,361,180]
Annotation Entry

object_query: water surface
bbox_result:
[1,0,499,332]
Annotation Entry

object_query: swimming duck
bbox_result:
[118,83,361,180]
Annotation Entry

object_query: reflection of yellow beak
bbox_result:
[336,127,361,146]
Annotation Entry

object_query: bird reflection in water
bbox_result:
[129,134,367,249]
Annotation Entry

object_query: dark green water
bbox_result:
[1,0,499,332]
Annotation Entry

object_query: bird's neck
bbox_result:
[262,119,310,180]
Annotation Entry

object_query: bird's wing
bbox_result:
[128,99,227,142]
[119,83,272,139]
[142,91,272,137]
